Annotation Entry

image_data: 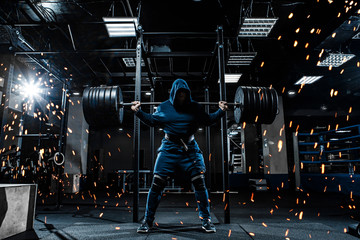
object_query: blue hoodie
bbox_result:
[135,79,225,150]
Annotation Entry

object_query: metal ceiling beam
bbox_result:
[95,71,208,78]
[13,49,136,57]
[146,52,214,57]
[13,50,213,58]
[11,51,210,56]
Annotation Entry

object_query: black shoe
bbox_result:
[137,218,153,233]
[202,219,216,233]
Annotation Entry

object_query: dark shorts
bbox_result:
[153,139,206,179]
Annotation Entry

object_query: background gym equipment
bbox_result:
[0,183,37,239]
[82,85,278,127]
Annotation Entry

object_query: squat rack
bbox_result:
[1,19,231,224]
[132,25,230,224]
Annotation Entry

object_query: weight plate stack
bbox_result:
[82,86,124,127]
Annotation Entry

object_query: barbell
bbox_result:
[82,85,278,127]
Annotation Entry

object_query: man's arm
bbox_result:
[198,101,227,126]
[132,102,163,127]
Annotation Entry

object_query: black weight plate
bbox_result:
[267,88,275,124]
[108,86,122,127]
[104,87,112,113]
[82,87,91,125]
[265,87,272,123]
[96,87,105,126]
[249,87,257,122]
[108,86,119,126]
[243,86,250,122]
[264,87,273,124]
[257,87,264,123]
[247,87,254,122]
[265,87,274,124]
[93,87,102,126]
[242,87,249,122]
[105,86,117,127]
[234,86,244,123]
[98,87,106,112]
[270,88,279,123]
[118,86,124,125]
[110,86,117,114]
[87,87,95,125]
[253,87,262,122]
[240,87,247,122]
[246,87,253,122]
[240,86,247,122]
[260,87,268,124]
[269,88,275,119]
[88,87,97,126]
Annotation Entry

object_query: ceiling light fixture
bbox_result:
[317,53,355,67]
[238,18,278,37]
[103,17,138,37]
[294,76,323,85]
[218,74,243,84]
[122,58,145,67]
[227,52,257,66]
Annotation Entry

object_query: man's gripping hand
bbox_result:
[219,101,228,111]
[131,101,141,112]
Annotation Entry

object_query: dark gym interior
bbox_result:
[0,0,360,239]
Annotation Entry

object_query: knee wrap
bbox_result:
[150,174,167,193]
[191,174,206,191]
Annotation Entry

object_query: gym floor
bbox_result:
[6,190,359,240]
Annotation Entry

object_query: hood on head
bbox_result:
[169,78,192,105]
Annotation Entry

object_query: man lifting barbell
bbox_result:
[131,78,228,233]
[81,82,278,232]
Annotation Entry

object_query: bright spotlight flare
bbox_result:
[20,79,43,99]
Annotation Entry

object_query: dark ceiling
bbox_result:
[0,0,360,127]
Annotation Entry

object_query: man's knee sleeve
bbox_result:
[150,174,167,193]
[191,174,206,191]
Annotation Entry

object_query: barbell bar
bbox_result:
[119,102,242,106]
[82,85,278,127]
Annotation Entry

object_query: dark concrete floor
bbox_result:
[6,189,360,239]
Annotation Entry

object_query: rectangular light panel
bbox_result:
[103,17,138,37]
[218,74,243,83]
[227,52,257,66]
[122,58,145,67]
[317,53,355,67]
[294,76,323,85]
[238,18,278,37]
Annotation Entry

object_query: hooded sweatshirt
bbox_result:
[135,79,225,149]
